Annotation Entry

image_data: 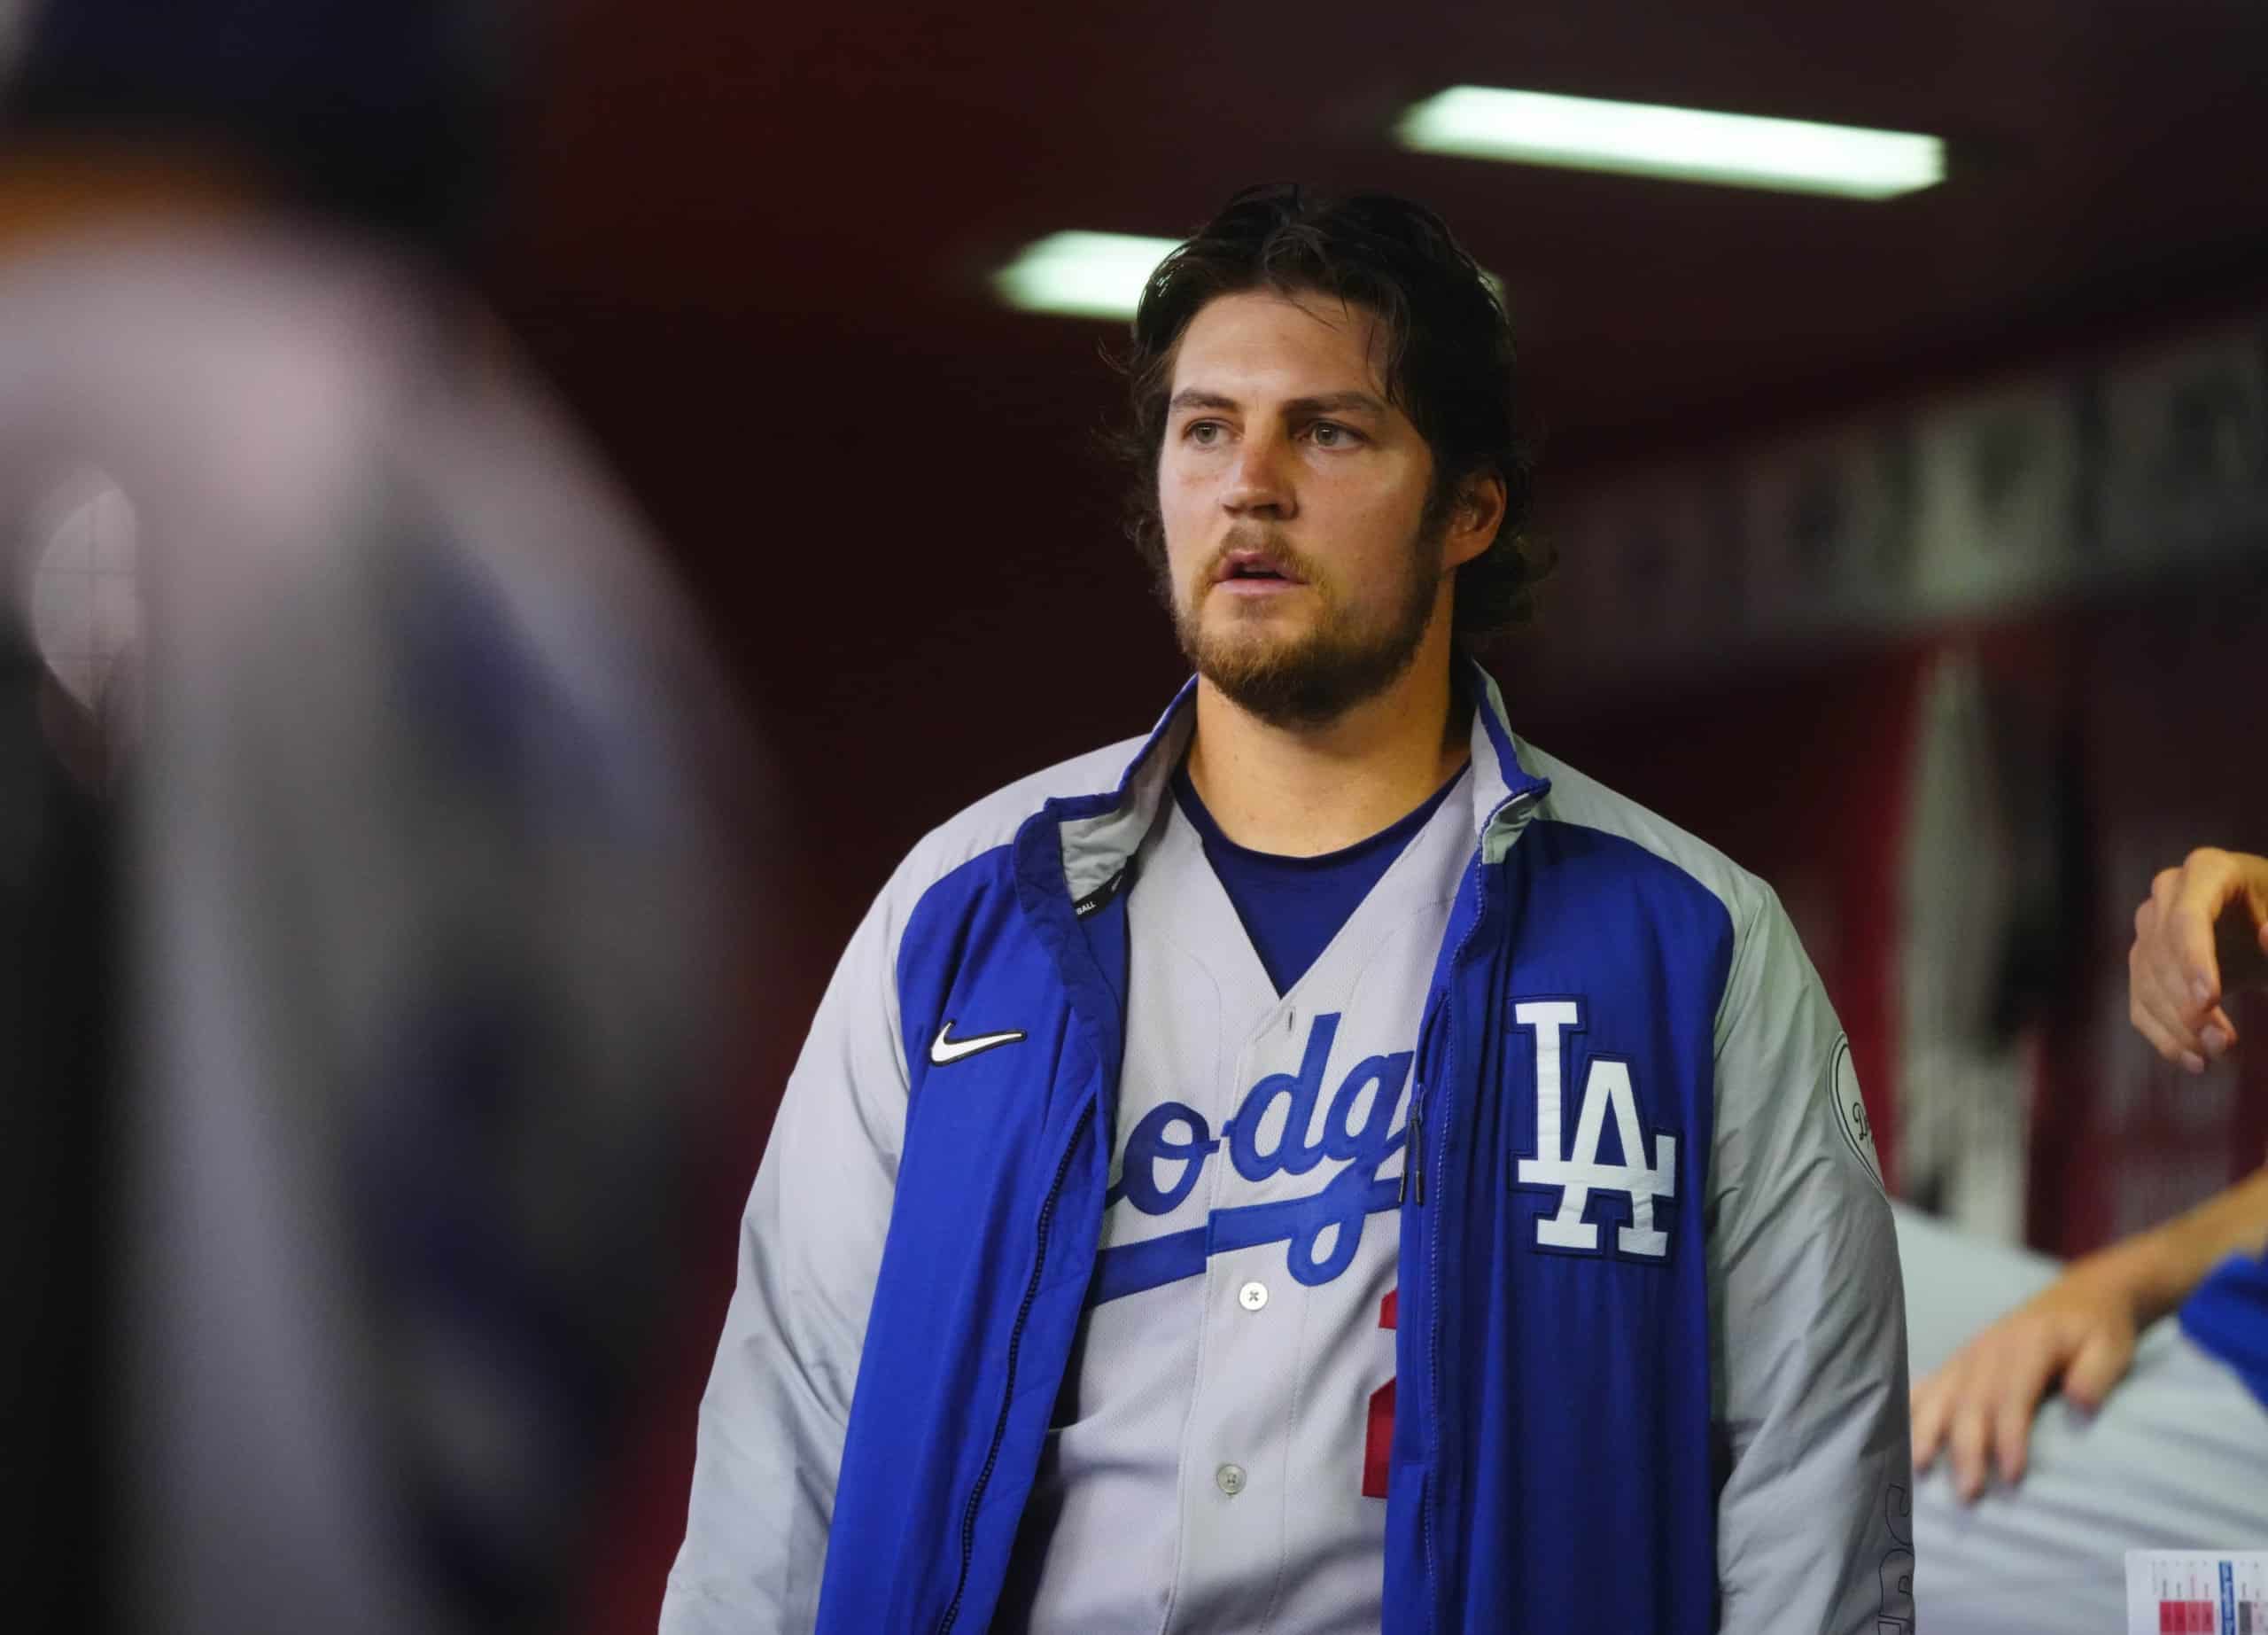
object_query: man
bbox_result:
[663,185,1908,1633]
[1904,846,2268,1632]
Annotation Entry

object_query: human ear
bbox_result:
[1443,471,1506,568]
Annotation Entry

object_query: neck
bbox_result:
[1184,615,1472,857]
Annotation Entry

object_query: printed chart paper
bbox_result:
[2127,1552,2268,1634]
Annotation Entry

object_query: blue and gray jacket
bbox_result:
[662,666,1912,1633]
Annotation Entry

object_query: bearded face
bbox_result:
[1166,519,1447,728]
[1154,290,1463,729]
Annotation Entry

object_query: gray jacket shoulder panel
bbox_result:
[1515,737,1774,939]
[888,734,1150,907]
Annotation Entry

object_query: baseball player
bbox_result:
[662,184,1910,1633]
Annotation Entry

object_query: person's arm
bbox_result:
[2128,847,2268,1073]
[1908,845,2268,1500]
[1709,887,1913,1635]
[658,881,912,1635]
[1909,1162,2268,1502]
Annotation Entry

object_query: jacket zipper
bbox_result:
[1402,992,1449,1207]
[1416,795,1523,1631]
[935,1099,1095,1635]
[1422,993,1455,1627]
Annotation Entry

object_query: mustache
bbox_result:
[1203,528,1324,585]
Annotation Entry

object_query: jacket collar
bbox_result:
[1047,658,1551,907]
[1038,677,1195,909]
[1463,657,1552,863]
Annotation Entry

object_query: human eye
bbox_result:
[1182,418,1228,448]
[1306,420,1364,449]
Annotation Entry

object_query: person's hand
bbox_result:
[2128,847,2268,1073]
[1909,1253,2144,1501]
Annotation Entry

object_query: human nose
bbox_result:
[1222,427,1296,519]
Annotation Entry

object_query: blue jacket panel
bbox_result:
[1394,819,1728,1632]
[820,806,1131,1632]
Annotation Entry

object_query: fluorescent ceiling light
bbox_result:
[992,230,1180,320]
[993,229,1509,321]
[1397,86,1944,200]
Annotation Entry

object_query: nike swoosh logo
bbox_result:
[929,1021,1027,1066]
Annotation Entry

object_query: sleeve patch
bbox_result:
[1829,1037,1885,1193]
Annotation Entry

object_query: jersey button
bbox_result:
[1237,1281,1268,1312]
[1215,1463,1247,1497]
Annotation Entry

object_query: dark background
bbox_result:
[486,0,2268,976]
[448,5,2268,1622]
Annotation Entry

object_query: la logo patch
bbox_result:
[1513,1000,1677,1259]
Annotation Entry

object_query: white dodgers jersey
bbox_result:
[995,768,1477,1632]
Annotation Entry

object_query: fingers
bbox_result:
[2128,968,2199,1071]
[2130,853,2245,1071]
[1913,1303,2109,1501]
[1989,1343,2061,1489]
[2062,1327,2135,1412]
[2166,850,2235,1016]
[1910,1374,1951,1470]
[2131,898,2206,1069]
[2137,875,2198,1032]
[1989,1397,2035,1491]
[1914,1346,2042,1503]
[1915,1266,2148,1512]
[1946,1395,1992,1504]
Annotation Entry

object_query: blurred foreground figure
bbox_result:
[1899,847,2268,1633]
[0,4,752,1632]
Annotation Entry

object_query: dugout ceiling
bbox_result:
[502,0,2268,477]
[485,0,2268,858]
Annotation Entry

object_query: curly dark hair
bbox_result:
[1109,183,1548,637]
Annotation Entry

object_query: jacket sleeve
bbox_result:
[659,877,913,1635]
[1708,884,1915,1635]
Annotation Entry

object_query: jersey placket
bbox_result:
[1003,774,1477,1634]
[1164,992,1309,1634]
[1161,790,1473,1633]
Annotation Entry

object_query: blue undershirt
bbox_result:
[2180,1250,2268,1414]
[1171,759,1470,996]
